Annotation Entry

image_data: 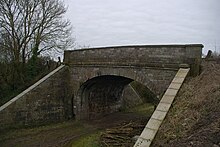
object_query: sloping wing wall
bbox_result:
[0,65,70,129]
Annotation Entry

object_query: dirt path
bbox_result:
[0,108,151,147]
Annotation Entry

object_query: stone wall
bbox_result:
[64,44,203,120]
[121,84,143,109]
[69,66,177,96]
[0,65,70,129]
[68,66,177,120]
[64,44,203,75]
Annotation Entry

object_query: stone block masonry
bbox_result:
[65,44,202,120]
[134,68,190,147]
[64,44,203,76]
[0,65,70,129]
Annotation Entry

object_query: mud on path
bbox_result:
[0,105,153,147]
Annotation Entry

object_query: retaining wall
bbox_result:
[0,65,69,129]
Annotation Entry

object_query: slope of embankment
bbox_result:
[152,60,220,146]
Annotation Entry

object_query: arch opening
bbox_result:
[76,75,158,120]
[78,75,133,120]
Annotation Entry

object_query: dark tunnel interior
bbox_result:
[79,75,133,120]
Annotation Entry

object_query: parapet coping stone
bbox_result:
[134,68,190,147]
[160,95,175,104]
[168,83,182,90]
[65,44,204,52]
[0,65,65,112]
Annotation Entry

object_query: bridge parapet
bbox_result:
[64,44,203,75]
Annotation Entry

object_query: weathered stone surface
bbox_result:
[179,64,190,68]
[64,45,202,120]
[160,95,175,104]
[134,137,151,147]
[164,88,178,96]
[156,102,171,112]
[168,83,182,90]
[172,77,185,83]
[175,72,188,78]
[70,66,177,120]
[151,110,167,121]
[121,84,143,109]
[64,44,203,75]
[175,68,190,78]
[146,118,162,130]
[140,127,157,141]
[0,65,70,129]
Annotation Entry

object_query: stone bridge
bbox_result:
[64,44,202,120]
[0,44,203,128]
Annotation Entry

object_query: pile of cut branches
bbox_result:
[100,120,145,146]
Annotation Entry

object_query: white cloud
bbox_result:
[65,0,220,53]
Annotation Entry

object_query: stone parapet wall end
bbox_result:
[0,65,68,129]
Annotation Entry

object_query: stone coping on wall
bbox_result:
[64,44,202,76]
[65,63,181,71]
[66,44,204,52]
[0,65,65,112]
[133,68,190,147]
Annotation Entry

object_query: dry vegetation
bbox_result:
[152,59,220,146]
[100,120,145,146]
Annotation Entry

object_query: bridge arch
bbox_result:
[77,75,133,120]
[66,44,203,120]
[73,68,160,120]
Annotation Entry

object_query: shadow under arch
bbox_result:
[75,74,157,120]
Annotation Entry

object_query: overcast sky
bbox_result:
[64,0,220,53]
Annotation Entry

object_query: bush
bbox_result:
[0,56,57,106]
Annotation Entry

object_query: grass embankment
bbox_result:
[152,60,220,146]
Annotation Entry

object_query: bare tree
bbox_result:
[0,0,73,65]
[0,33,12,63]
[0,0,73,90]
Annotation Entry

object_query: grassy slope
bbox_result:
[152,60,220,146]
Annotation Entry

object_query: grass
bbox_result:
[66,131,102,147]
[125,103,155,116]
[0,120,91,146]
[67,103,154,147]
